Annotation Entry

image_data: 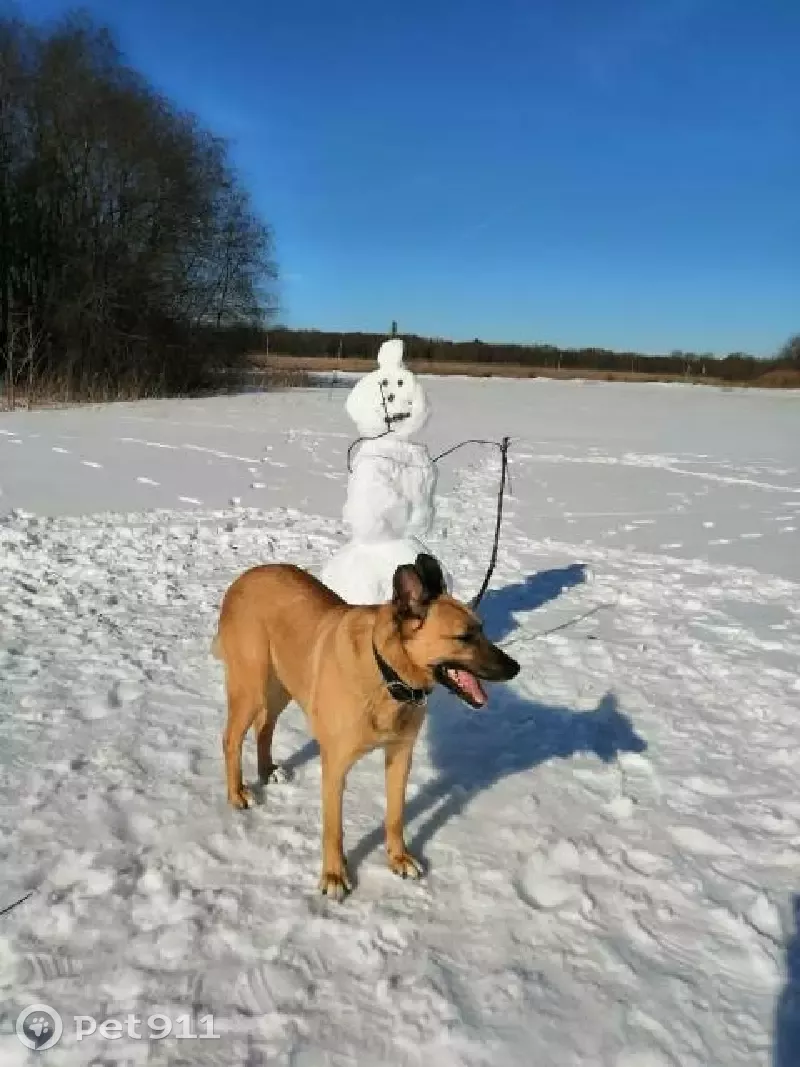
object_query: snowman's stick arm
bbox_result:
[429,436,512,608]
[431,437,504,463]
[468,436,510,609]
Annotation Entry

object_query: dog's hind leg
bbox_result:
[222,654,267,810]
[254,671,291,783]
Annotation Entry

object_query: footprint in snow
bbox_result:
[108,680,142,706]
[514,840,588,913]
[79,680,141,720]
[683,776,731,798]
[623,849,670,877]
[667,825,735,858]
[614,1051,676,1067]
[80,696,111,721]
[745,893,783,942]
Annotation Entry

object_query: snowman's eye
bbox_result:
[397,379,403,386]
[381,378,389,387]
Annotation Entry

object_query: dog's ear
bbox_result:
[414,553,446,599]
[391,554,445,622]
[392,563,430,621]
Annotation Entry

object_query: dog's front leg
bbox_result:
[384,741,423,880]
[318,751,353,900]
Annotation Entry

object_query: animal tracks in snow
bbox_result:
[667,825,736,858]
[1,384,798,1067]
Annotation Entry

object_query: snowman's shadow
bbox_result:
[476,563,590,643]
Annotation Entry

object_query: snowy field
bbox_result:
[1,376,799,1066]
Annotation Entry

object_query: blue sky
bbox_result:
[13,0,800,355]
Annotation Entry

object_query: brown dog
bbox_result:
[211,552,520,899]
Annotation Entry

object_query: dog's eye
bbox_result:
[456,631,476,644]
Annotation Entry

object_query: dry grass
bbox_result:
[4,355,794,412]
[752,368,800,389]
[256,353,800,390]
[2,364,313,411]
[256,353,724,386]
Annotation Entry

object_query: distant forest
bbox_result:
[266,328,800,386]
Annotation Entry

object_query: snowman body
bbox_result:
[320,339,452,605]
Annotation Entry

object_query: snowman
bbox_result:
[321,338,453,605]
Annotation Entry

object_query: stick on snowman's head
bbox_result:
[345,339,431,439]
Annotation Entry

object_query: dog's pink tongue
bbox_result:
[453,669,487,707]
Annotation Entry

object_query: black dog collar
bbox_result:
[372,642,430,705]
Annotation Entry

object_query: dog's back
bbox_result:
[212,563,352,703]
[213,562,343,650]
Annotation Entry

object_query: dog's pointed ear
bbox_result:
[392,563,429,621]
[391,554,445,622]
[414,553,446,599]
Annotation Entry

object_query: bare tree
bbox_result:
[778,335,800,368]
[0,10,278,402]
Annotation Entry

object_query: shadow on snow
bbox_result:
[277,568,646,880]
[346,686,646,878]
[478,563,590,642]
[774,894,800,1067]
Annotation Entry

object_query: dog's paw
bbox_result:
[388,850,423,880]
[318,868,352,901]
[228,785,255,810]
[259,763,293,785]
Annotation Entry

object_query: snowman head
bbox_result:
[345,338,430,439]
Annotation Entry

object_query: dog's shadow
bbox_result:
[279,567,645,883]
[344,685,647,880]
[774,894,800,1066]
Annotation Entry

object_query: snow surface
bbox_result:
[1,377,799,1066]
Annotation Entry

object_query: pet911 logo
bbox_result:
[15,1004,220,1049]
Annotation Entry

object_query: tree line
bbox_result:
[1,9,794,406]
[266,329,800,386]
[1,10,277,406]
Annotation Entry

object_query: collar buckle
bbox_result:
[373,642,429,705]
[386,679,428,706]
